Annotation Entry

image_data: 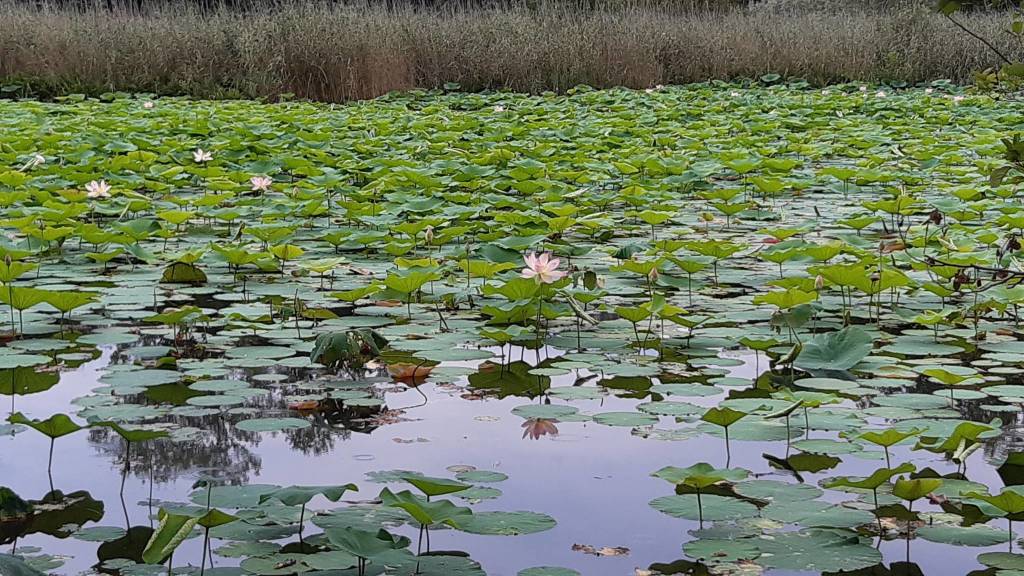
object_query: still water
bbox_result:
[1,343,1016,576]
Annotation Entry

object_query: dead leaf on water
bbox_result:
[572,543,629,557]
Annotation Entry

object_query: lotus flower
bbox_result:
[143,101,155,109]
[22,154,45,171]
[521,252,565,284]
[193,148,213,163]
[250,175,272,192]
[494,105,505,113]
[85,180,111,199]
[387,362,434,384]
[522,418,559,440]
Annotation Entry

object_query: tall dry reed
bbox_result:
[0,0,1019,101]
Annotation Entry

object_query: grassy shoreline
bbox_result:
[1,0,1021,102]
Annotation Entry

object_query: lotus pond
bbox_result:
[3,84,1024,576]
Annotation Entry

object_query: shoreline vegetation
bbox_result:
[0,0,1022,102]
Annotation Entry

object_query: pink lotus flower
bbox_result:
[522,418,559,440]
[521,252,565,284]
[193,148,213,163]
[85,180,111,199]
[250,175,272,192]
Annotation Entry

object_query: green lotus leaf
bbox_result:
[457,511,556,535]
[260,484,358,507]
[234,417,311,433]
[754,529,881,572]
[0,554,45,576]
[650,494,759,522]
[518,568,580,576]
[7,412,83,438]
[794,326,873,371]
[652,463,748,489]
[917,523,1010,546]
[683,538,761,564]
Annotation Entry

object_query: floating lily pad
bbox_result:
[458,511,556,535]
[518,568,580,576]
[650,494,759,522]
[754,529,882,572]
[235,417,311,432]
[591,411,659,427]
[917,523,1010,546]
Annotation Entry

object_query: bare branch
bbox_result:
[944,12,1014,66]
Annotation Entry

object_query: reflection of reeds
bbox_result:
[0,0,1019,102]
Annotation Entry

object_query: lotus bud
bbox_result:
[648,266,659,284]
[424,226,435,245]
[814,274,824,291]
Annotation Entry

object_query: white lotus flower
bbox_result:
[250,175,273,192]
[143,101,155,109]
[925,88,934,94]
[193,148,213,163]
[875,91,887,98]
[494,105,505,113]
[85,180,112,199]
[22,153,45,170]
